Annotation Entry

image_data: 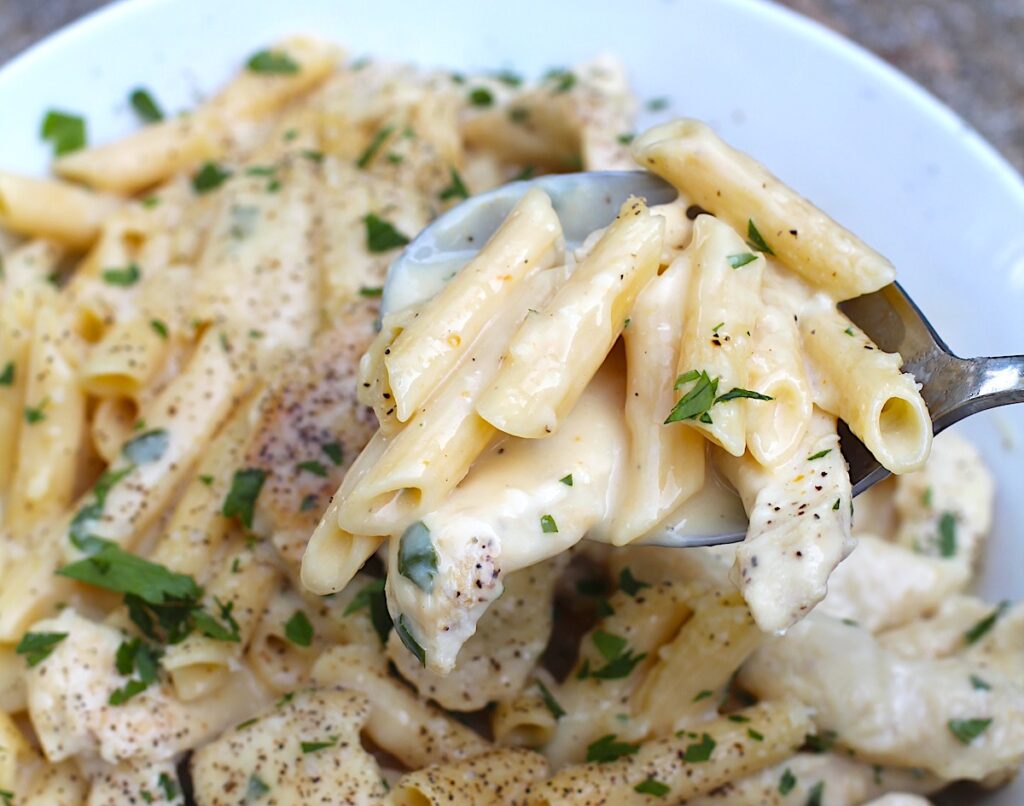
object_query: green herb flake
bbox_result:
[357,125,395,168]
[747,728,764,741]
[398,521,438,592]
[321,441,344,465]
[41,109,86,155]
[540,514,559,533]
[948,717,992,744]
[149,319,169,339]
[970,674,991,691]
[247,49,300,74]
[198,474,214,486]
[508,107,530,123]
[245,773,271,801]
[122,429,169,464]
[634,777,670,797]
[468,87,494,106]
[618,567,650,596]
[964,601,1009,645]
[102,263,141,286]
[129,88,164,123]
[395,614,426,666]
[58,544,200,606]
[938,511,957,557]
[16,631,68,667]
[24,398,49,424]
[364,213,410,253]
[512,165,535,182]
[547,70,576,94]
[192,162,232,193]
[807,449,832,461]
[494,70,523,87]
[727,714,751,723]
[301,737,338,753]
[585,733,640,763]
[833,498,841,510]
[727,252,758,269]
[779,768,796,795]
[194,597,241,642]
[301,149,324,164]
[296,459,327,477]
[344,578,385,615]
[665,370,718,423]
[844,326,855,337]
[617,132,635,145]
[559,473,573,486]
[646,97,669,111]
[683,732,716,762]
[141,195,161,208]
[537,680,566,719]
[0,361,13,386]
[807,781,825,806]
[359,286,384,297]
[222,468,267,529]
[804,729,837,753]
[593,630,627,661]
[746,218,775,255]
[109,678,149,705]
[588,630,647,680]
[715,387,773,404]
[439,167,470,201]
[284,610,313,647]
[922,486,934,507]
[693,689,713,702]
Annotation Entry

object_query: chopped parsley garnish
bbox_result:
[746,218,775,255]
[807,448,832,461]
[247,49,300,74]
[748,728,764,741]
[727,252,758,269]
[296,459,327,477]
[141,195,160,208]
[198,474,214,486]
[618,567,650,596]
[779,768,796,795]
[122,428,169,464]
[343,578,392,644]
[540,514,559,533]
[546,69,576,94]
[804,729,837,753]
[727,714,751,723]
[395,614,426,666]
[593,629,626,660]
[511,165,535,181]
[344,578,385,615]
[102,263,141,286]
[357,125,395,168]
[321,441,344,465]
[301,737,338,753]
[586,734,640,763]
[938,512,957,557]
[222,468,267,529]
[468,87,494,106]
[585,629,647,680]
[109,678,149,705]
[398,521,438,592]
[559,473,573,486]
[666,370,717,423]
[364,213,410,253]
[634,777,670,797]
[948,717,992,744]
[301,149,324,164]
[693,689,713,702]
[0,361,13,386]
[194,597,241,642]
[617,133,635,145]
[807,781,825,806]
[158,773,178,800]
[964,601,1009,645]
[537,680,566,719]
[150,319,169,339]
[683,732,716,762]
[59,543,200,602]
[236,717,259,730]
[439,167,470,201]
[192,162,232,193]
[714,388,773,404]
[844,326,855,337]
[970,674,991,691]
[129,88,164,123]
[16,631,68,667]
[110,637,160,705]
[284,610,314,647]
[646,97,670,111]
[24,398,48,424]
[245,773,271,800]
[41,109,86,155]
[922,486,934,507]
[359,286,384,297]
[833,498,841,510]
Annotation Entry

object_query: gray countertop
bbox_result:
[1,0,1021,173]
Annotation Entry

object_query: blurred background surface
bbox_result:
[1,0,1021,172]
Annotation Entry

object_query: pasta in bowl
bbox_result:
[0,34,1019,806]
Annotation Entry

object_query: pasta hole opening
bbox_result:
[875,394,928,465]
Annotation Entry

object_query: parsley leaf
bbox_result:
[321,441,344,465]
[357,125,395,169]
[779,768,796,795]
[683,732,716,762]
[634,777,670,797]
[807,449,832,461]
[665,370,718,423]
[16,631,67,667]
[807,781,825,806]
[193,597,241,642]
[586,734,640,763]
[439,168,470,201]
[540,514,559,533]
[284,610,313,647]
[109,678,149,705]
[468,87,494,106]
[964,601,1009,645]
[158,773,178,800]
[344,579,392,644]
[948,718,992,744]
[395,614,426,666]
[296,460,327,477]
[301,737,338,753]
[618,567,650,596]
[245,773,271,800]
[693,689,713,702]
[587,630,647,680]
[0,361,13,386]
[559,474,573,486]
[593,630,627,661]
[58,543,201,604]
[537,680,565,719]
[359,286,384,297]
[222,468,267,529]
[129,88,164,123]
[122,429,169,464]
[247,49,300,74]
[938,512,957,557]
[970,674,991,691]
[364,213,410,253]
[746,218,775,255]
[398,521,438,592]
[149,319,169,339]
[192,162,232,193]
[41,109,86,155]
[102,263,141,286]
[715,388,773,404]
[727,252,758,269]
[24,398,48,424]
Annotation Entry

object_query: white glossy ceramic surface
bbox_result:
[2,1,1022,800]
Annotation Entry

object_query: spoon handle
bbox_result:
[930,353,1024,433]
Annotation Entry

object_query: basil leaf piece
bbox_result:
[779,768,796,795]
[398,521,438,592]
[122,429,169,464]
[16,631,68,667]
[395,614,426,666]
[58,544,201,604]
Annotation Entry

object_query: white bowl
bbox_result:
[2,0,1022,800]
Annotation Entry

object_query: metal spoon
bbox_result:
[382,171,1024,546]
